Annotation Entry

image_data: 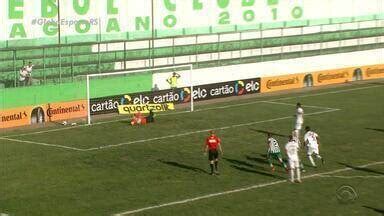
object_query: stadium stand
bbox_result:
[0,17,383,88]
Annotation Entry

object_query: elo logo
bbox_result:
[235,80,245,95]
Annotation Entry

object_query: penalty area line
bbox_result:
[0,137,87,151]
[112,161,384,216]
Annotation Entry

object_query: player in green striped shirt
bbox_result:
[267,133,288,172]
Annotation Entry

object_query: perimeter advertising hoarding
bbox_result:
[90,77,261,115]
[312,68,353,86]
[0,100,87,129]
[361,64,384,80]
[261,73,305,93]
[0,106,31,129]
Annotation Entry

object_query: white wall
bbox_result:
[153,48,384,89]
[2,0,383,41]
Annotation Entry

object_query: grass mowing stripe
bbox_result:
[3,82,377,139]
[263,101,336,110]
[85,109,340,151]
[113,161,384,216]
[0,109,340,152]
[0,137,86,151]
[1,110,192,139]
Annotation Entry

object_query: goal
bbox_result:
[86,65,194,125]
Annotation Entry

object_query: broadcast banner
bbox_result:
[90,77,260,115]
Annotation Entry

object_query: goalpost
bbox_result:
[86,64,194,125]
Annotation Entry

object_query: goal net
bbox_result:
[86,65,194,125]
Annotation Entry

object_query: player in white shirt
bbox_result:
[292,129,306,172]
[304,126,324,167]
[294,103,304,138]
[266,133,287,172]
[285,135,301,183]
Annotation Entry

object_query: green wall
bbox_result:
[0,73,152,110]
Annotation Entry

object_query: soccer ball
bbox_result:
[62,121,68,126]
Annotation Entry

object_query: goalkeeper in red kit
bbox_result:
[204,130,223,175]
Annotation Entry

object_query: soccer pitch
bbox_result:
[1,81,383,216]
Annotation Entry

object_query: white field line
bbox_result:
[318,175,384,179]
[262,101,337,110]
[2,84,381,139]
[0,137,86,151]
[2,111,192,139]
[0,109,340,152]
[84,109,339,151]
[113,161,384,216]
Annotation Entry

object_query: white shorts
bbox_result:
[307,146,319,155]
[295,122,303,130]
[288,158,300,169]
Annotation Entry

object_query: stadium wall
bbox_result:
[152,48,384,89]
[1,50,383,129]
[1,0,383,47]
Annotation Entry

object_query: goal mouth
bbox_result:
[86,65,194,125]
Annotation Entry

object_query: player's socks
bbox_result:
[294,129,300,139]
[296,168,301,182]
[299,162,306,172]
[290,169,294,182]
[308,155,316,167]
[282,162,287,169]
[210,164,214,174]
[214,161,218,171]
[316,154,325,165]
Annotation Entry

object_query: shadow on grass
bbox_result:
[158,160,209,174]
[246,154,289,168]
[367,82,384,86]
[248,128,288,138]
[338,162,384,175]
[224,157,285,179]
[362,205,384,215]
[246,155,269,165]
[365,128,384,133]
[119,120,132,125]
[223,157,255,168]
[230,165,285,179]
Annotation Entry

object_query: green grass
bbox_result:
[1,81,384,216]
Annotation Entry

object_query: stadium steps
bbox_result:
[1,27,383,72]
[1,42,382,88]
[0,27,384,87]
